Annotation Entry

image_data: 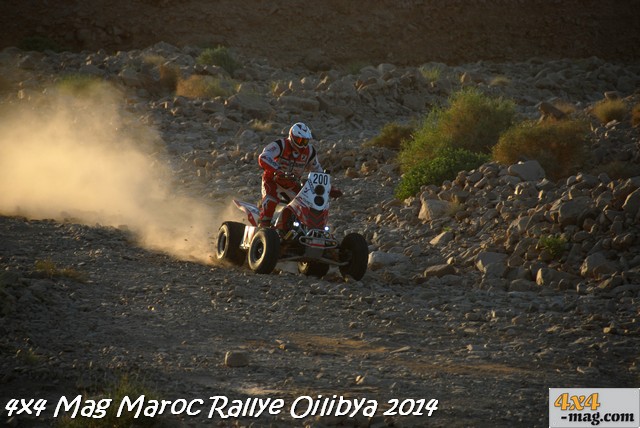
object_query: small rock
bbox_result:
[423,264,455,278]
[224,351,249,367]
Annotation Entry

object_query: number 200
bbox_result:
[384,398,438,416]
[311,173,329,186]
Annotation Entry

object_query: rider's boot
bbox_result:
[259,196,277,228]
[258,216,271,228]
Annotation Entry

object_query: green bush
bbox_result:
[419,66,442,83]
[396,148,489,200]
[492,119,589,180]
[398,87,515,172]
[538,235,567,260]
[196,46,240,75]
[364,122,414,150]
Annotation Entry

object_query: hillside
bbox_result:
[1,5,640,427]
[1,0,640,65]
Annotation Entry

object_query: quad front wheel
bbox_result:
[248,228,280,274]
[338,233,368,280]
[215,221,246,266]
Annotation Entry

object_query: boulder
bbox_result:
[475,252,508,273]
[622,188,640,219]
[429,231,454,246]
[367,251,408,270]
[278,95,320,112]
[508,160,545,182]
[418,197,452,221]
[226,93,274,120]
[556,197,592,226]
[423,264,456,278]
[580,252,617,278]
[224,351,249,367]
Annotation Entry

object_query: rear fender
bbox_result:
[234,199,259,226]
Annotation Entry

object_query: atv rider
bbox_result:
[258,122,341,228]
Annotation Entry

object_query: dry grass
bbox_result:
[56,374,159,428]
[34,259,86,282]
[16,347,43,366]
[591,99,627,124]
[364,122,414,151]
[176,75,235,99]
[632,103,640,127]
[591,160,640,180]
[250,119,274,132]
[492,119,589,180]
[552,100,578,116]
[56,74,103,95]
[158,63,180,92]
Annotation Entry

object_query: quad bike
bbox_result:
[214,171,368,280]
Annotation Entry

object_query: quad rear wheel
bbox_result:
[338,233,368,280]
[215,221,246,266]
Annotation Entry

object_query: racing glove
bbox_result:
[274,171,299,190]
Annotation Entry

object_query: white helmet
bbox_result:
[288,122,312,149]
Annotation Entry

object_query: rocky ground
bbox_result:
[1,41,639,427]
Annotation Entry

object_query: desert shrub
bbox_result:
[56,374,158,427]
[492,119,589,180]
[632,103,640,127]
[398,87,515,172]
[553,100,578,116]
[364,122,414,150]
[196,46,240,75]
[176,75,235,99]
[16,347,43,366]
[35,259,86,282]
[56,74,102,94]
[419,66,442,83]
[591,160,640,180]
[538,235,567,260]
[591,99,627,124]
[396,148,489,200]
[158,63,180,92]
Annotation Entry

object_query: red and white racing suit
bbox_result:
[257,137,323,226]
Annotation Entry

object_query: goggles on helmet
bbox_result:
[292,135,309,147]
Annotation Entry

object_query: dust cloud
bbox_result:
[0,81,225,263]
